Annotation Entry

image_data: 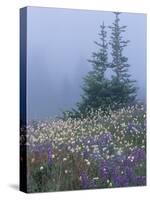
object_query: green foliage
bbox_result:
[108,12,137,107]
[76,22,110,116]
[109,12,130,80]
[109,76,137,109]
[73,12,137,117]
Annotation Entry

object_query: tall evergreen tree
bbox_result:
[63,13,137,119]
[76,22,111,115]
[109,12,137,107]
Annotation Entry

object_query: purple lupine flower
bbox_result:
[112,175,129,187]
[83,150,90,159]
[129,148,146,163]
[80,171,90,189]
[33,142,51,153]
[97,132,113,147]
[114,154,134,168]
[99,161,110,182]
[111,165,130,187]
[47,146,52,165]
[124,166,135,180]
[111,159,140,187]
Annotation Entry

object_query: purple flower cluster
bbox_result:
[129,148,146,163]
[47,146,52,165]
[98,148,146,187]
[80,171,97,189]
[99,160,111,181]
[97,132,113,147]
[80,172,90,189]
[111,165,135,187]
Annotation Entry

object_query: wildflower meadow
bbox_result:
[21,104,146,192]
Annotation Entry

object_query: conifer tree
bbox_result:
[63,13,137,119]
[76,22,111,115]
[109,12,137,107]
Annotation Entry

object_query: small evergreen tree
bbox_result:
[76,22,111,115]
[109,12,137,107]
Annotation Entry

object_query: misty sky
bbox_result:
[26,7,146,120]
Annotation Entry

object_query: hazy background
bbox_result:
[27,7,146,120]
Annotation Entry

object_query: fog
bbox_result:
[26,7,146,120]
